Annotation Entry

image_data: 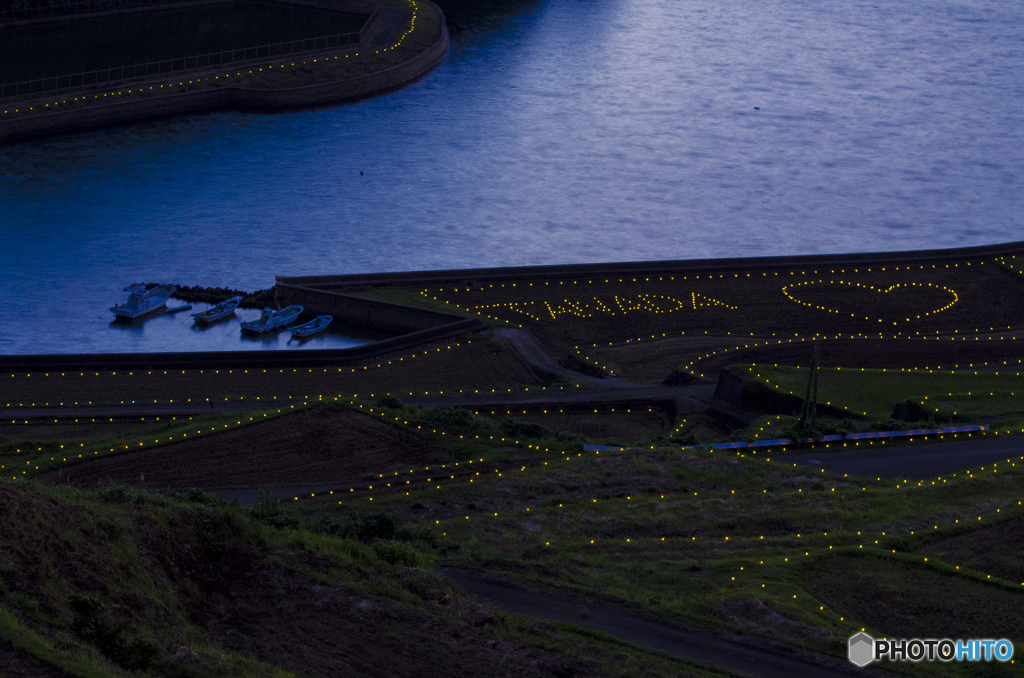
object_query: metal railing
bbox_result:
[1,28,366,98]
[358,4,380,44]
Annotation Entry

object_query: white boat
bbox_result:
[290,315,332,338]
[240,305,303,333]
[192,296,242,324]
[110,283,176,319]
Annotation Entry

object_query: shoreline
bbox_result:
[2,238,1022,370]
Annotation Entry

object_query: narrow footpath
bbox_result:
[785,434,1024,479]
[445,569,893,678]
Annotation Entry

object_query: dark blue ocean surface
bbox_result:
[1,0,1022,354]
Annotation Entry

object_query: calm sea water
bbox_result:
[1,0,1022,354]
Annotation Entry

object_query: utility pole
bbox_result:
[811,343,819,430]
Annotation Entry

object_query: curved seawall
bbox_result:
[0,4,448,143]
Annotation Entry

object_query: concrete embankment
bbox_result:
[277,239,1024,289]
[275,282,466,335]
[0,2,448,143]
[0,316,483,372]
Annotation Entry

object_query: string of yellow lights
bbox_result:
[1,0,420,117]
[743,363,1024,419]
[304,441,1024,592]
[781,280,958,324]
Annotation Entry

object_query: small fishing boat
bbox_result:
[110,283,176,319]
[240,305,303,333]
[290,315,332,338]
[165,304,193,314]
[192,296,242,324]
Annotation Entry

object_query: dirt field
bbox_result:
[427,259,1024,355]
[42,406,453,490]
[579,335,768,383]
[0,420,163,445]
[802,553,1024,641]
[3,337,542,411]
[916,516,1024,585]
[580,335,1024,382]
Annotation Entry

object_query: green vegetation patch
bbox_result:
[479,410,669,447]
[0,1,366,84]
[737,364,1024,420]
[284,440,1024,668]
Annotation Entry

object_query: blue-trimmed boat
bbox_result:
[240,305,303,333]
[290,315,332,338]
[192,296,242,324]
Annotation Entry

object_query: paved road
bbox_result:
[405,383,713,410]
[447,569,891,678]
[785,435,1024,480]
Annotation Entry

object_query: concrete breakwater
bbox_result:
[162,284,276,309]
[0,0,448,143]
[277,239,1024,289]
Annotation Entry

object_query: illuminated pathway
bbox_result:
[786,435,1024,480]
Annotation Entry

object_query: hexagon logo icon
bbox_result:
[848,632,875,667]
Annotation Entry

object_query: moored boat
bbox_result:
[110,283,176,319]
[240,305,303,333]
[192,296,242,324]
[290,315,332,338]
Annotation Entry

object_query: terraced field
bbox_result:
[42,406,452,489]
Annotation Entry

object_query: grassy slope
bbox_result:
[0,480,730,678]
[288,439,1024,677]
[737,364,1024,421]
[11,372,1024,676]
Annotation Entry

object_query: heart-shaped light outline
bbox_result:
[782,280,958,325]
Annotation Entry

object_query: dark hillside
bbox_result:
[0,481,723,677]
